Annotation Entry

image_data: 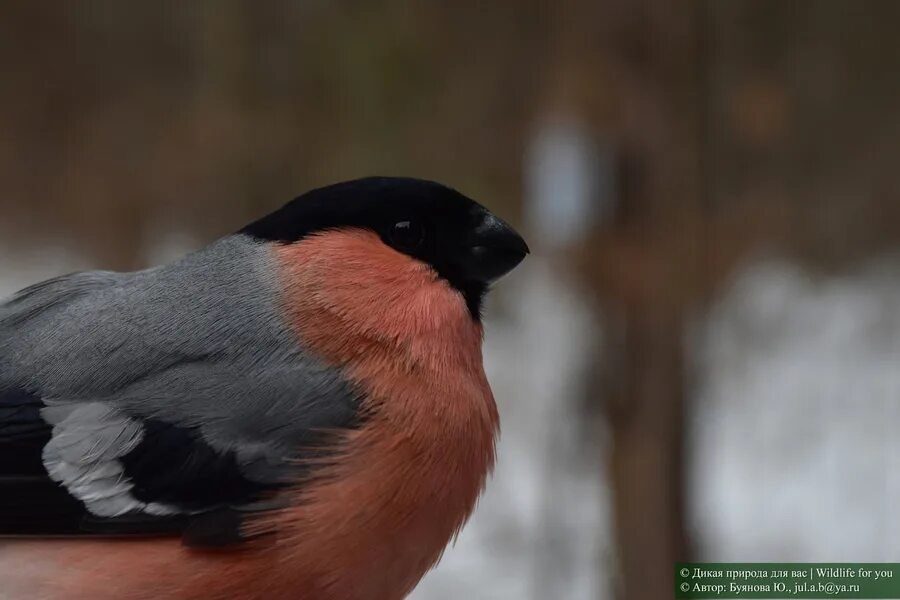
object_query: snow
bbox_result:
[690,259,900,561]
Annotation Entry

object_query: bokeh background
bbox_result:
[3,2,900,599]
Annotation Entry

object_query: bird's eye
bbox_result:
[390,220,425,250]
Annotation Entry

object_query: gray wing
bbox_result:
[0,236,361,543]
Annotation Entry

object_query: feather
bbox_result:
[0,235,361,545]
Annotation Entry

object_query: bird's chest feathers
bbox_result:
[270,232,499,598]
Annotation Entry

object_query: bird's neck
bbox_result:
[261,231,499,599]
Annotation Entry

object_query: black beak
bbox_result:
[464,212,530,283]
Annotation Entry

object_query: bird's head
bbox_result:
[241,177,529,319]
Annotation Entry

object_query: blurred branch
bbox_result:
[573,2,706,598]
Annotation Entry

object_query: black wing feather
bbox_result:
[120,419,273,510]
[0,388,282,544]
[0,388,88,535]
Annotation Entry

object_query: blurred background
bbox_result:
[3,1,900,598]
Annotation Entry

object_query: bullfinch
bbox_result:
[0,177,528,600]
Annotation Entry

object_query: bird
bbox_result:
[0,177,528,600]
